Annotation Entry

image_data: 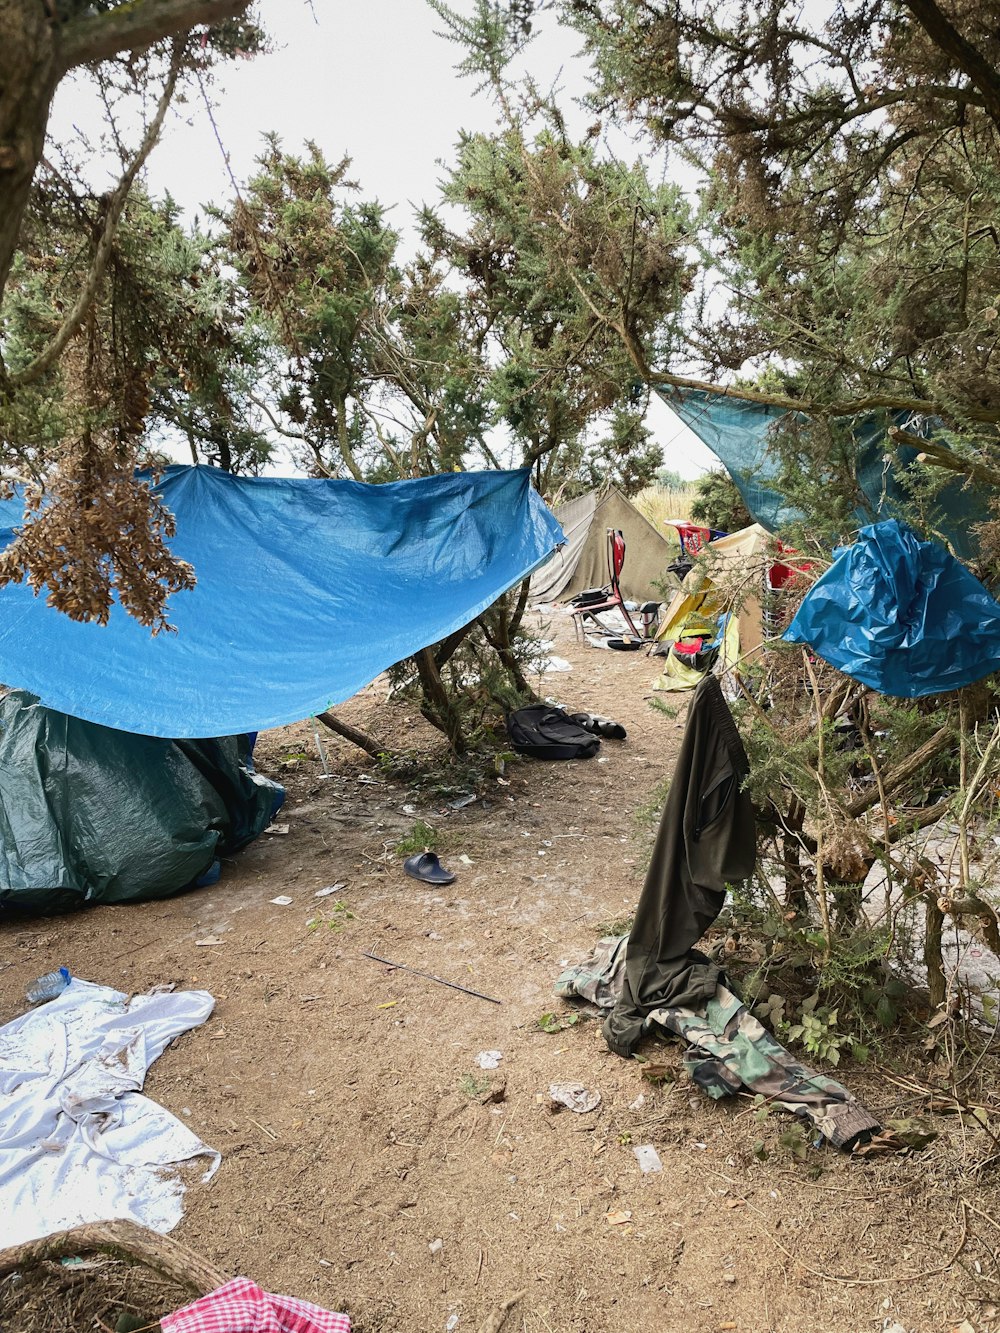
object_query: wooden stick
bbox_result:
[477,1291,526,1333]
[0,1219,226,1296]
[361,950,501,1004]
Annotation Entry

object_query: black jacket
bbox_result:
[604,674,756,1057]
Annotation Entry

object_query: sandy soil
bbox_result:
[2,607,998,1333]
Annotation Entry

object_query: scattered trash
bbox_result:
[361,950,501,1005]
[270,895,293,906]
[402,804,417,816]
[264,823,290,836]
[448,793,477,810]
[549,1082,601,1114]
[457,854,474,866]
[25,967,71,1005]
[628,1094,645,1112]
[477,1050,503,1069]
[429,1238,444,1256]
[604,1209,632,1225]
[446,1316,460,1332]
[315,883,347,898]
[633,1144,662,1174]
[194,937,225,947]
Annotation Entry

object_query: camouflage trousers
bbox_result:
[556,937,880,1150]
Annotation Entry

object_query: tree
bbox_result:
[689,470,751,533]
[552,0,1000,534]
[422,118,692,493]
[0,1,264,627]
[0,0,256,313]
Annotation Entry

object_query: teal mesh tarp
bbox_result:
[657,387,988,561]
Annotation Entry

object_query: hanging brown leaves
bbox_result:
[0,436,194,631]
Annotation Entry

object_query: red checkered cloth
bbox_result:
[161,1278,351,1333]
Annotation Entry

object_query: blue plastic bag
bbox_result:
[783,520,1000,697]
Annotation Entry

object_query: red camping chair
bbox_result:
[666,520,728,556]
[571,529,642,641]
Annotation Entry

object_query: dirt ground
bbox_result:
[2,607,999,1333]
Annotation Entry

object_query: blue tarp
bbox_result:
[0,466,563,738]
[657,387,989,561]
[783,520,1000,697]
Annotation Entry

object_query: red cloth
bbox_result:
[161,1278,351,1333]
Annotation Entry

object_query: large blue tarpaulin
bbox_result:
[0,466,563,738]
[657,387,988,561]
[784,520,1000,697]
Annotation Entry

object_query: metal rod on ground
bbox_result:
[360,950,502,1004]
[310,717,331,776]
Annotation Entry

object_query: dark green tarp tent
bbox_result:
[0,690,284,914]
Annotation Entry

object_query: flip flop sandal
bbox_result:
[594,719,627,740]
[569,713,628,741]
[403,851,457,885]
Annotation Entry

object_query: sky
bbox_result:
[50,0,716,479]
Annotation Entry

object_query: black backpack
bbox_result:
[506,705,601,760]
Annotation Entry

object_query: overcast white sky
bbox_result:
[51,0,715,478]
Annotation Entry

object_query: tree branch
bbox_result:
[901,0,1000,130]
[11,41,185,388]
[57,0,252,74]
[889,426,1000,489]
[316,710,385,759]
[846,725,952,819]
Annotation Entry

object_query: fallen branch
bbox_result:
[846,725,951,818]
[361,950,501,1004]
[317,710,384,759]
[0,1219,225,1296]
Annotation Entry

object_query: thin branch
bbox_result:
[57,0,251,74]
[889,427,1000,488]
[11,42,185,389]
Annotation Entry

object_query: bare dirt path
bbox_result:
[0,608,994,1333]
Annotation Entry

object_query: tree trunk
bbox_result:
[925,895,946,1011]
[414,646,467,753]
[316,709,384,759]
[0,0,57,316]
[0,0,253,326]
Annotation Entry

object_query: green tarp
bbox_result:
[0,691,284,914]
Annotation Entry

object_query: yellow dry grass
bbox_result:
[634,483,696,543]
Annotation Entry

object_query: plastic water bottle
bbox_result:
[26,967,71,1004]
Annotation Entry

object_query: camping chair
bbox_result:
[571,528,642,641]
[663,521,728,585]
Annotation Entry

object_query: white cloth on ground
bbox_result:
[0,978,219,1246]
